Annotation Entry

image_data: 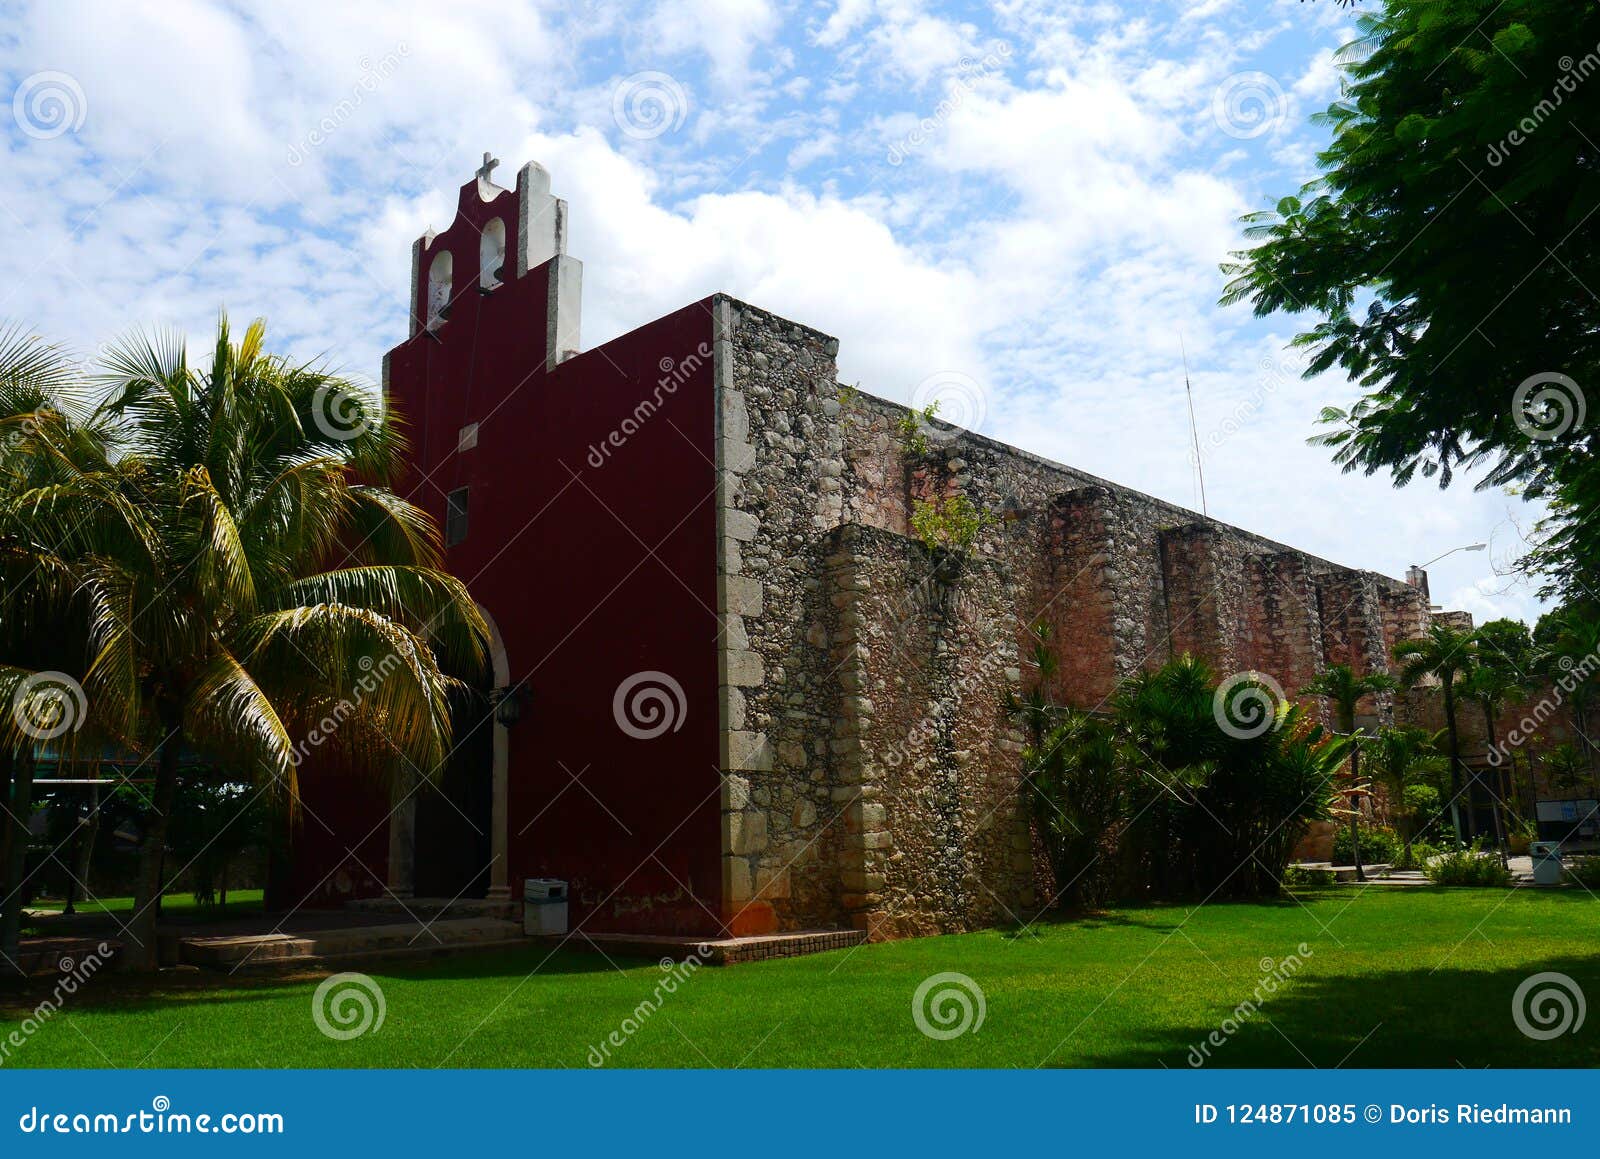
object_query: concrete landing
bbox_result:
[552,928,866,965]
[180,917,526,972]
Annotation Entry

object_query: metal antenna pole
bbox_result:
[1181,335,1208,518]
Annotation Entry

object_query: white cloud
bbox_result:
[0,0,1551,624]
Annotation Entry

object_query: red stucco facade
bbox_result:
[283,169,727,933]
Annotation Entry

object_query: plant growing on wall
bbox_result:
[896,401,941,458]
[910,494,985,553]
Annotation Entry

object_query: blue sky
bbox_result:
[0,0,1548,623]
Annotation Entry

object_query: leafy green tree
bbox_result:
[1221,0,1600,601]
[1461,662,1527,864]
[1533,603,1600,795]
[1368,724,1443,863]
[1394,623,1479,846]
[1300,664,1398,879]
[0,317,487,969]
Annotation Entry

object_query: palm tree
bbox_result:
[1367,725,1444,865]
[1301,664,1399,880]
[0,323,113,968]
[0,317,487,970]
[1461,660,1527,866]
[1394,622,1479,847]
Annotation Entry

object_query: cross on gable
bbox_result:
[476,151,500,184]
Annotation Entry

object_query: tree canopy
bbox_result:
[1222,0,1600,600]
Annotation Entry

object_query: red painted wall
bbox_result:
[284,176,724,932]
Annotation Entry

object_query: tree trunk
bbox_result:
[0,750,37,972]
[1483,704,1509,868]
[1442,680,1465,847]
[124,714,182,972]
[1349,742,1365,882]
[65,785,101,916]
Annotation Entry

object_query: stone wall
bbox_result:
[712,296,1437,937]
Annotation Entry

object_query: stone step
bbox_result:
[553,927,866,965]
[180,917,524,970]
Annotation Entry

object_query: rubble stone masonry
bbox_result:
[712,297,1435,937]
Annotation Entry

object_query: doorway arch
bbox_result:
[386,604,510,901]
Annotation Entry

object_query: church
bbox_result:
[281,157,1447,940]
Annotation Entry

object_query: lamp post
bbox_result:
[1407,542,1485,848]
[1413,542,1486,571]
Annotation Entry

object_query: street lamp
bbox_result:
[1413,542,1486,570]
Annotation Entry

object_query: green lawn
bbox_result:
[25,890,265,922]
[3,888,1596,1068]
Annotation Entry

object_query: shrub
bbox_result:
[1507,819,1538,856]
[1332,825,1400,866]
[1565,857,1600,889]
[1023,656,1344,905]
[1285,865,1336,887]
[1425,841,1513,887]
[910,494,985,552]
[1392,840,1440,870]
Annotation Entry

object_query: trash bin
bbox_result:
[1530,841,1564,886]
[523,878,568,935]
